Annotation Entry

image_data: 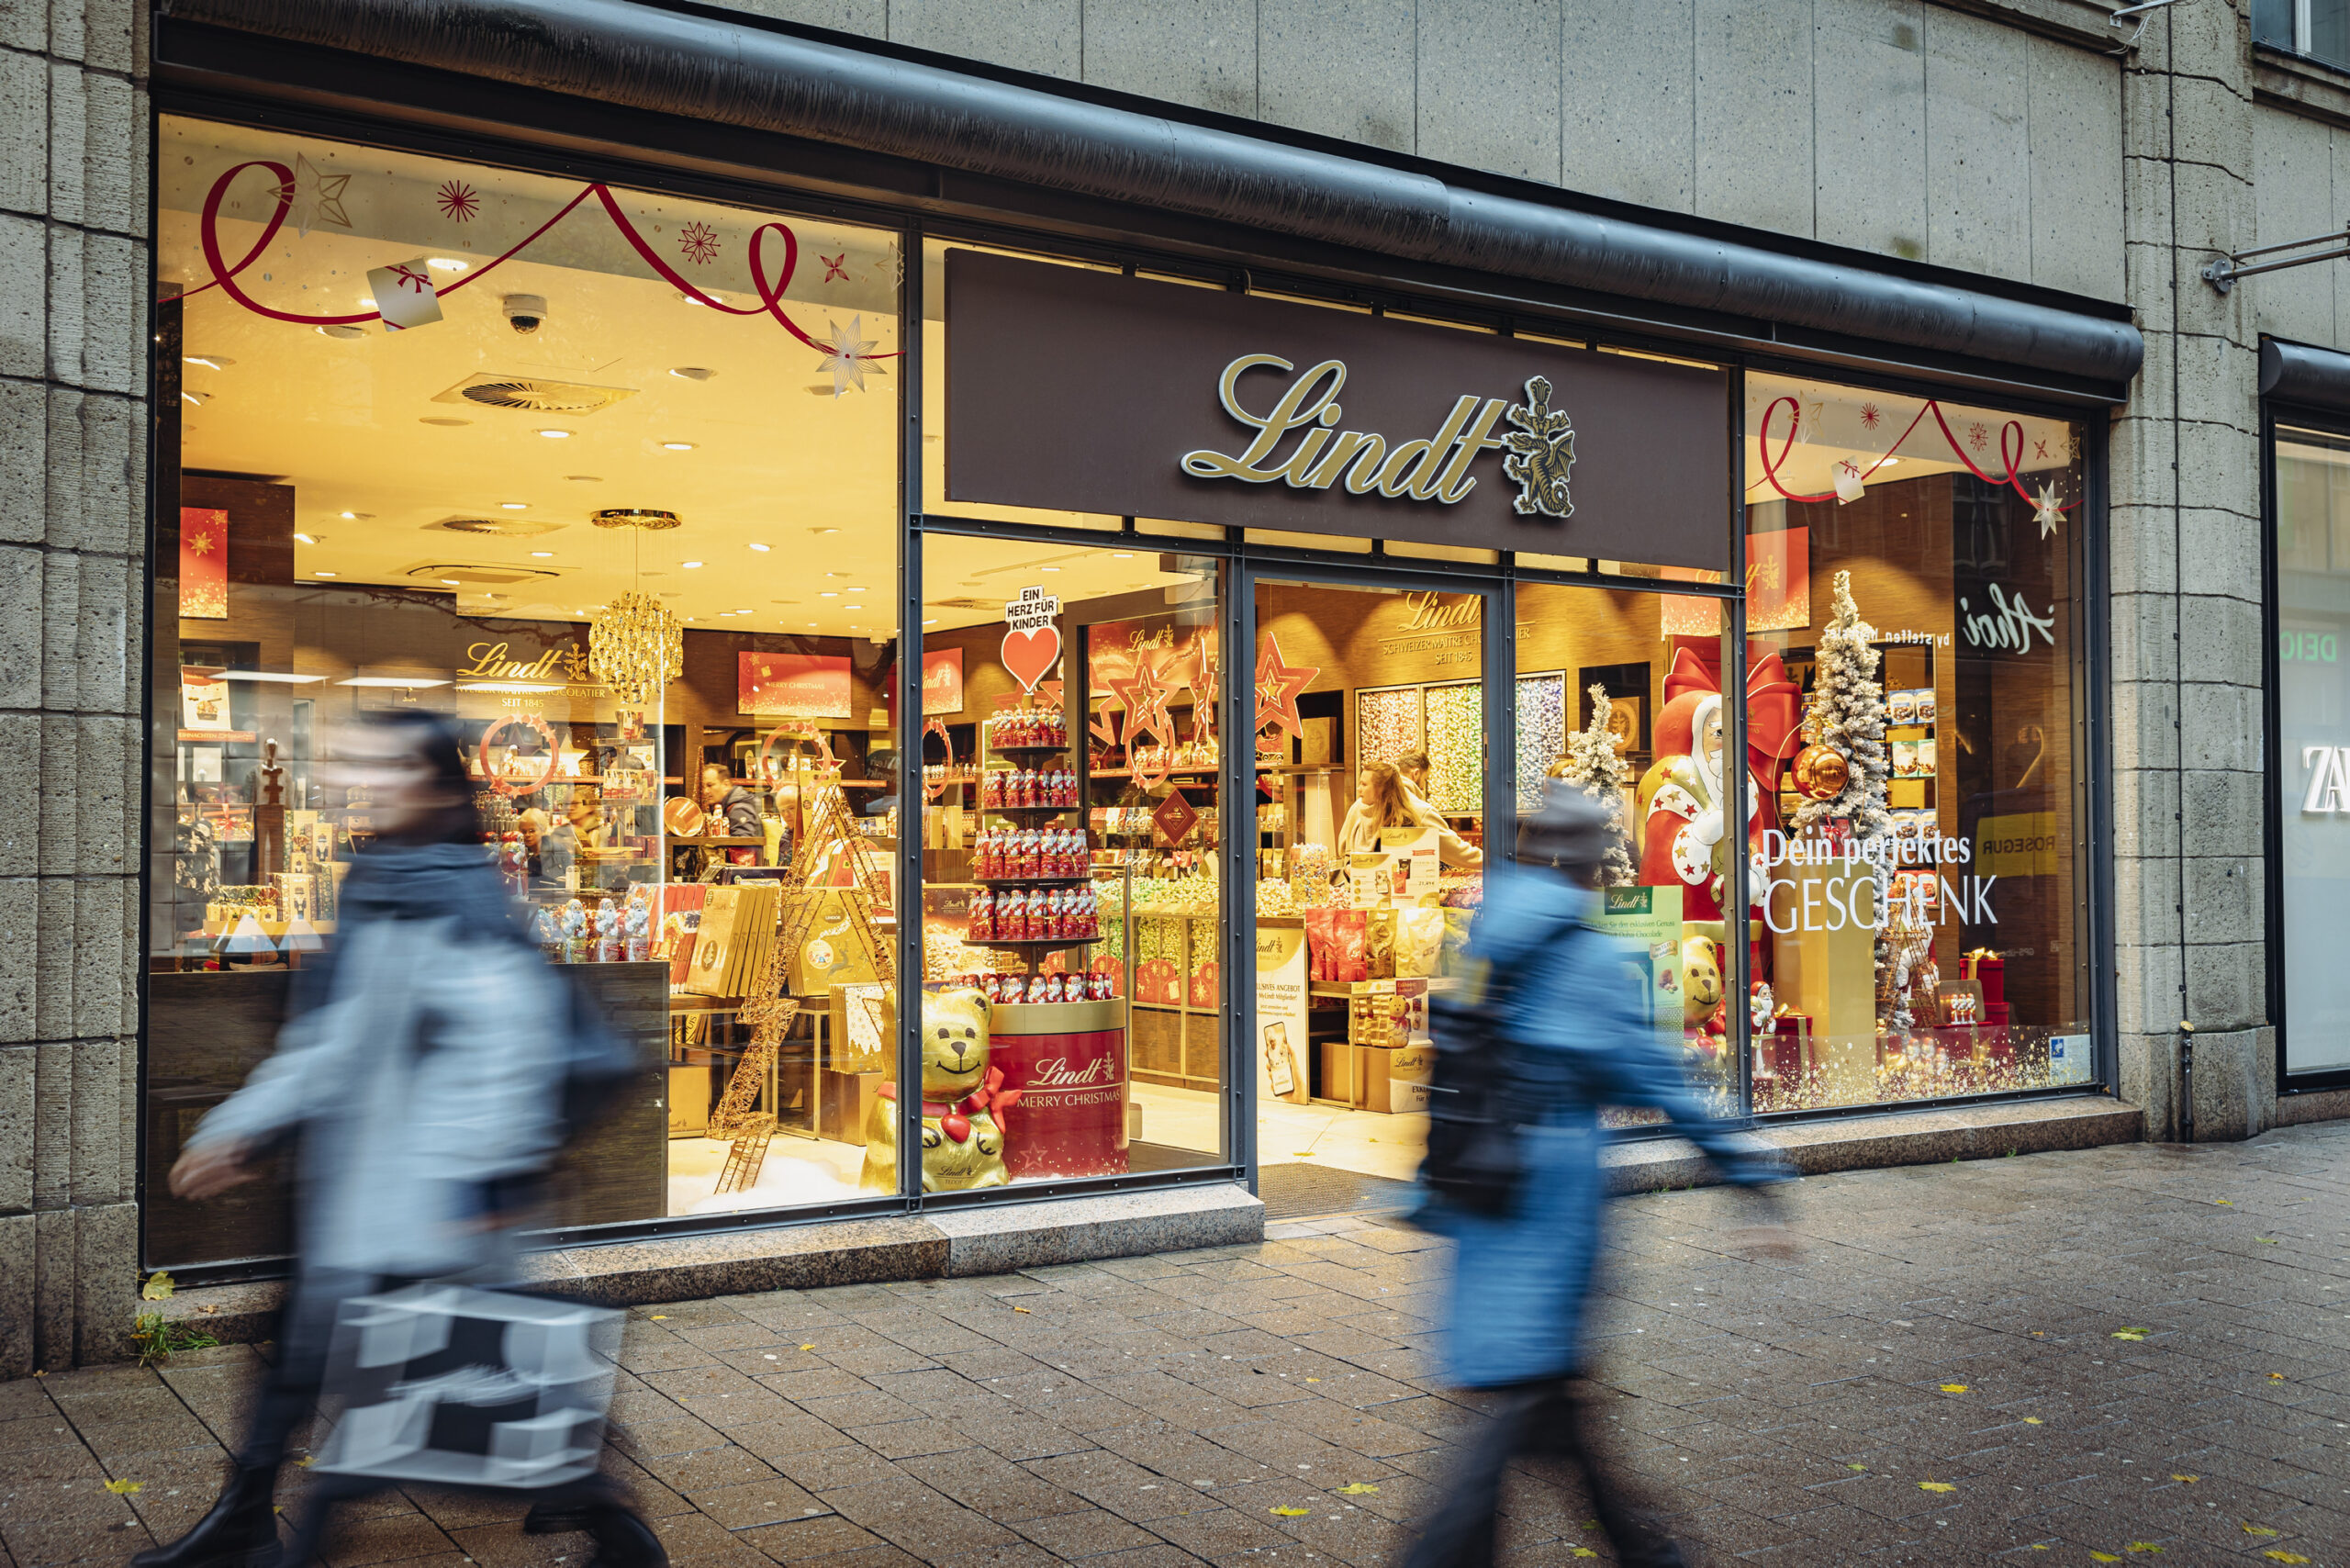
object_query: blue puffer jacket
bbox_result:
[1417,869,1790,1388]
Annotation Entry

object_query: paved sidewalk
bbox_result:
[6,1124,2350,1568]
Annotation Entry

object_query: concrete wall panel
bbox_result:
[2028,33,2122,298]
[1810,0,1925,260]
[888,0,1081,79]
[1924,6,2031,283]
[1416,0,1561,185]
[1561,0,1694,212]
[1695,0,1813,238]
[1084,0,1257,118]
[1259,0,1414,153]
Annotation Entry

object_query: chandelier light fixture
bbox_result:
[588,511,684,705]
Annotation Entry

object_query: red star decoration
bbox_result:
[1253,633,1317,742]
[822,252,849,282]
[435,180,478,222]
[1105,657,1178,786]
[679,221,720,265]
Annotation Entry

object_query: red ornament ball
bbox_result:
[1793,743,1851,801]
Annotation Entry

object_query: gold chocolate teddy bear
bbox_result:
[860,986,1021,1192]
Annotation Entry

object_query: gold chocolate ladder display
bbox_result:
[709,774,896,1194]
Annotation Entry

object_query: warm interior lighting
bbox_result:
[337,676,450,688]
[220,670,327,684]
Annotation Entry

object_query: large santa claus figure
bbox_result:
[1634,647,1801,924]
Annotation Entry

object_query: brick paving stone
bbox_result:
[20,1130,2350,1564]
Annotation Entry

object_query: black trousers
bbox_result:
[1403,1379,1679,1568]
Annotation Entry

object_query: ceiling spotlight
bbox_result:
[660,441,696,452]
[819,591,839,599]
[500,501,529,510]
[440,578,462,586]
[338,511,357,520]
[1041,566,1060,573]
[811,527,839,535]
[537,429,572,439]
[530,550,554,558]
[314,571,338,577]
[338,676,451,689]
[747,543,770,553]
[669,367,716,380]
[733,608,753,614]
[426,257,469,272]
[293,532,318,544]
[1112,552,1136,559]
[808,622,818,628]
[845,587,867,593]
[183,355,234,369]
[681,561,704,569]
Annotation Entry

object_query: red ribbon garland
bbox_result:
[190,160,899,364]
[1751,395,2073,513]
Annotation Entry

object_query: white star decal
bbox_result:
[814,315,882,398]
[2032,479,2063,540]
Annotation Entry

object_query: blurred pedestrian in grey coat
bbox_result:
[1406,784,1796,1568]
[137,711,661,1568]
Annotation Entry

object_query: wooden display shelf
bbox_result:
[975,875,1094,887]
[1089,767,1219,778]
[972,935,1103,949]
[988,744,1069,758]
[665,834,768,846]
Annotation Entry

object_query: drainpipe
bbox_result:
[2176,1020,2195,1144]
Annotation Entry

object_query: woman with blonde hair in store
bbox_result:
[1337,760,1421,857]
[1391,750,1483,868]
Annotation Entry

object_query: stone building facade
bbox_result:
[5,0,2347,1369]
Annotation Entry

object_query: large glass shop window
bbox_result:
[148,118,904,1265]
[2275,424,2350,1076]
[1514,582,1738,1121]
[1737,373,2089,1111]
[916,540,1228,1184]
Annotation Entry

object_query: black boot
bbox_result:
[522,1484,666,1568]
[130,1463,282,1568]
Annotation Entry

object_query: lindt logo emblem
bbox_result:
[1029,1057,1114,1089]
[1181,356,1574,519]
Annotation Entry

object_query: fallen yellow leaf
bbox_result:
[2022,1417,2044,1425]
[2091,1554,2121,1564]
[1304,1377,1320,1383]
[1919,1481,1955,1494]
[1336,1484,1379,1495]
[1270,1506,1311,1518]
[800,1344,815,1351]
[2261,1554,2309,1565]
[1847,1463,1865,1471]
[140,1273,175,1302]
[2171,1474,2197,1484]
[1940,1383,1968,1394]
[2112,1330,2147,1341]
[2125,1546,2163,1555]
[2030,1548,2050,1553]
[1012,1306,1032,1314]
[2256,1237,2280,1245]
[1572,1551,1597,1560]
[2244,1525,2280,1538]
[650,1315,668,1321]
[1292,1151,1316,1158]
[2214,1198,2233,1205]
[103,1480,140,1495]
[2268,1372,2286,1381]
[295,1455,314,1468]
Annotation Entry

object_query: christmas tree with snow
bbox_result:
[1555,682,1638,886]
[1792,569,1893,843]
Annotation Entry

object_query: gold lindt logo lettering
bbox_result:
[1398,589,1479,632]
[1181,355,1513,503]
[458,641,588,682]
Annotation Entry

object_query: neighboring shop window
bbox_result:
[1515,581,1738,1121]
[916,539,1227,1181]
[149,118,902,1266]
[1739,373,2088,1111]
[2275,424,2350,1076]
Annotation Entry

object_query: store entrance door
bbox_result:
[1246,569,1497,1216]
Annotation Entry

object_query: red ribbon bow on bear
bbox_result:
[881,1066,1023,1143]
[1662,646,1802,796]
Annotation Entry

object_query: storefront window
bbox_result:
[2274,424,2350,1076]
[915,539,1228,1183]
[1740,373,2090,1110]
[149,118,903,1265]
[1514,581,1738,1121]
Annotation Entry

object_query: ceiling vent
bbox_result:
[431,515,565,538]
[431,375,637,415]
[404,563,563,586]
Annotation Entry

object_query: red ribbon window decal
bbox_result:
[1751,395,2074,514]
[187,160,898,365]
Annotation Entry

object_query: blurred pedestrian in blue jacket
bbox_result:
[139,711,661,1568]
[1407,784,1796,1568]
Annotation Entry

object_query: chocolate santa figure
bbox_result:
[1636,692,1755,922]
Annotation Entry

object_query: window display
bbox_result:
[1738,372,2089,1110]
[148,117,903,1266]
[2274,423,2350,1076]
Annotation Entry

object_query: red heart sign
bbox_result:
[1001,625,1061,693]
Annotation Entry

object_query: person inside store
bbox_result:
[1406,782,1794,1568]
[699,762,763,838]
[1338,760,1480,864]
[1392,750,1484,867]
[144,711,665,1568]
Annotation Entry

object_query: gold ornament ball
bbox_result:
[1793,743,1850,800]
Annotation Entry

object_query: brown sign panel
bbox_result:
[945,251,1729,571]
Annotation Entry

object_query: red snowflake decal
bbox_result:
[435,180,478,222]
[1967,420,1990,453]
[1860,401,1882,430]
[678,222,721,265]
[2033,437,2049,460]
[822,252,849,282]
